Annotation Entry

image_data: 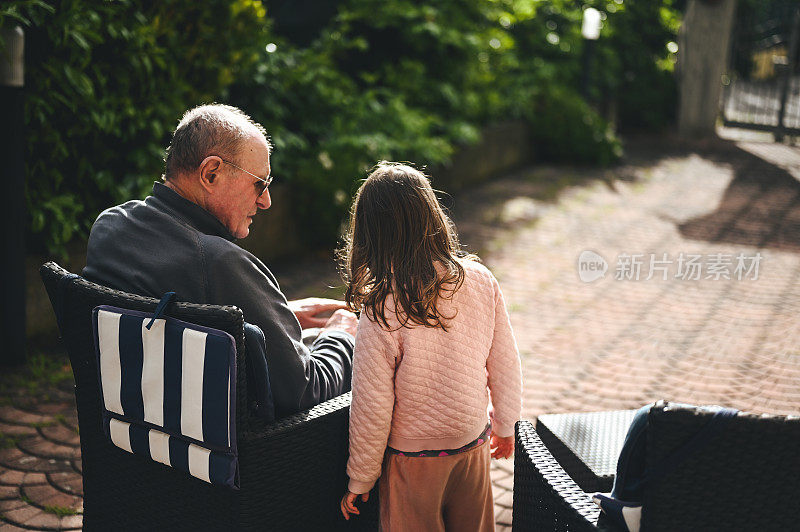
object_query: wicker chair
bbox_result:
[40,262,378,531]
[513,402,800,531]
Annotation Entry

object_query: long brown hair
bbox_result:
[339,162,475,330]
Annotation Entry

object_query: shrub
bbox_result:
[602,0,680,131]
[1,0,680,256]
[1,0,269,254]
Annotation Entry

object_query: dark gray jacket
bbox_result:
[83,182,353,417]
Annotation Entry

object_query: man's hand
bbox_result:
[490,432,514,460]
[323,309,358,337]
[288,297,348,329]
[340,490,369,520]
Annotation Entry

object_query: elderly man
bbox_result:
[83,104,357,417]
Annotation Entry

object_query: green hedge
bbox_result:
[1,0,679,255]
[2,0,270,253]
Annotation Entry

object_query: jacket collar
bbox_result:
[151,182,236,241]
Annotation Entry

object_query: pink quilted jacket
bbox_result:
[346,259,523,494]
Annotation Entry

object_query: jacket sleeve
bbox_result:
[207,246,353,418]
[486,273,523,438]
[346,313,398,494]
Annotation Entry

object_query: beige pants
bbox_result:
[378,441,494,532]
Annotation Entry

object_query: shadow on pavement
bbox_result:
[678,143,800,253]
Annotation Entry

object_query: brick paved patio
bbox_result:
[2,134,799,530]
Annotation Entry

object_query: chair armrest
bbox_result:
[513,420,601,532]
[241,392,352,440]
[234,392,378,531]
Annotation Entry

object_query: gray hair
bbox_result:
[164,104,271,180]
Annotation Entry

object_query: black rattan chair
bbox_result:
[41,262,378,531]
[513,402,800,531]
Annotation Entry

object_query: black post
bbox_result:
[776,8,800,142]
[1,25,26,366]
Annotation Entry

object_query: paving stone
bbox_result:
[494,488,514,509]
[493,458,514,475]
[0,422,37,438]
[21,473,48,487]
[0,449,70,473]
[46,472,83,497]
[60,413,79,431]
[18,484,58,505]
[0,471,47,488]
[0,519,30,530]
[0,407,53,427]
[0,448,25,466]
[0,485,19,500]
[26,403,75,417]
[21,483,81,512]
[0,497,26,512]
[16,438,79,461]
[489,464,510,484]
[41,492,82,513]
[1,503,43,528]
[495,507,513,526]
[38,425,79,448]
[19,508,64,529]
[492,474,514,493]
[60,514,84,530]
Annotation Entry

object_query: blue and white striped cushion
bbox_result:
[92,305,238,489]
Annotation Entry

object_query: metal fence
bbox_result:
[721,1,800,140]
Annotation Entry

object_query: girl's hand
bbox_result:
[340,490,370,520]
[490,432,514,459]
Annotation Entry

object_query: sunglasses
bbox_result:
[220,159,273,197]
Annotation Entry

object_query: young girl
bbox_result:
[338,162,522,531]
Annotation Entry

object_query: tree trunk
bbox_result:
[677,0,737,138]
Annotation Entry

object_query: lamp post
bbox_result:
[581,7,602,102]
[1,25,26,366]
